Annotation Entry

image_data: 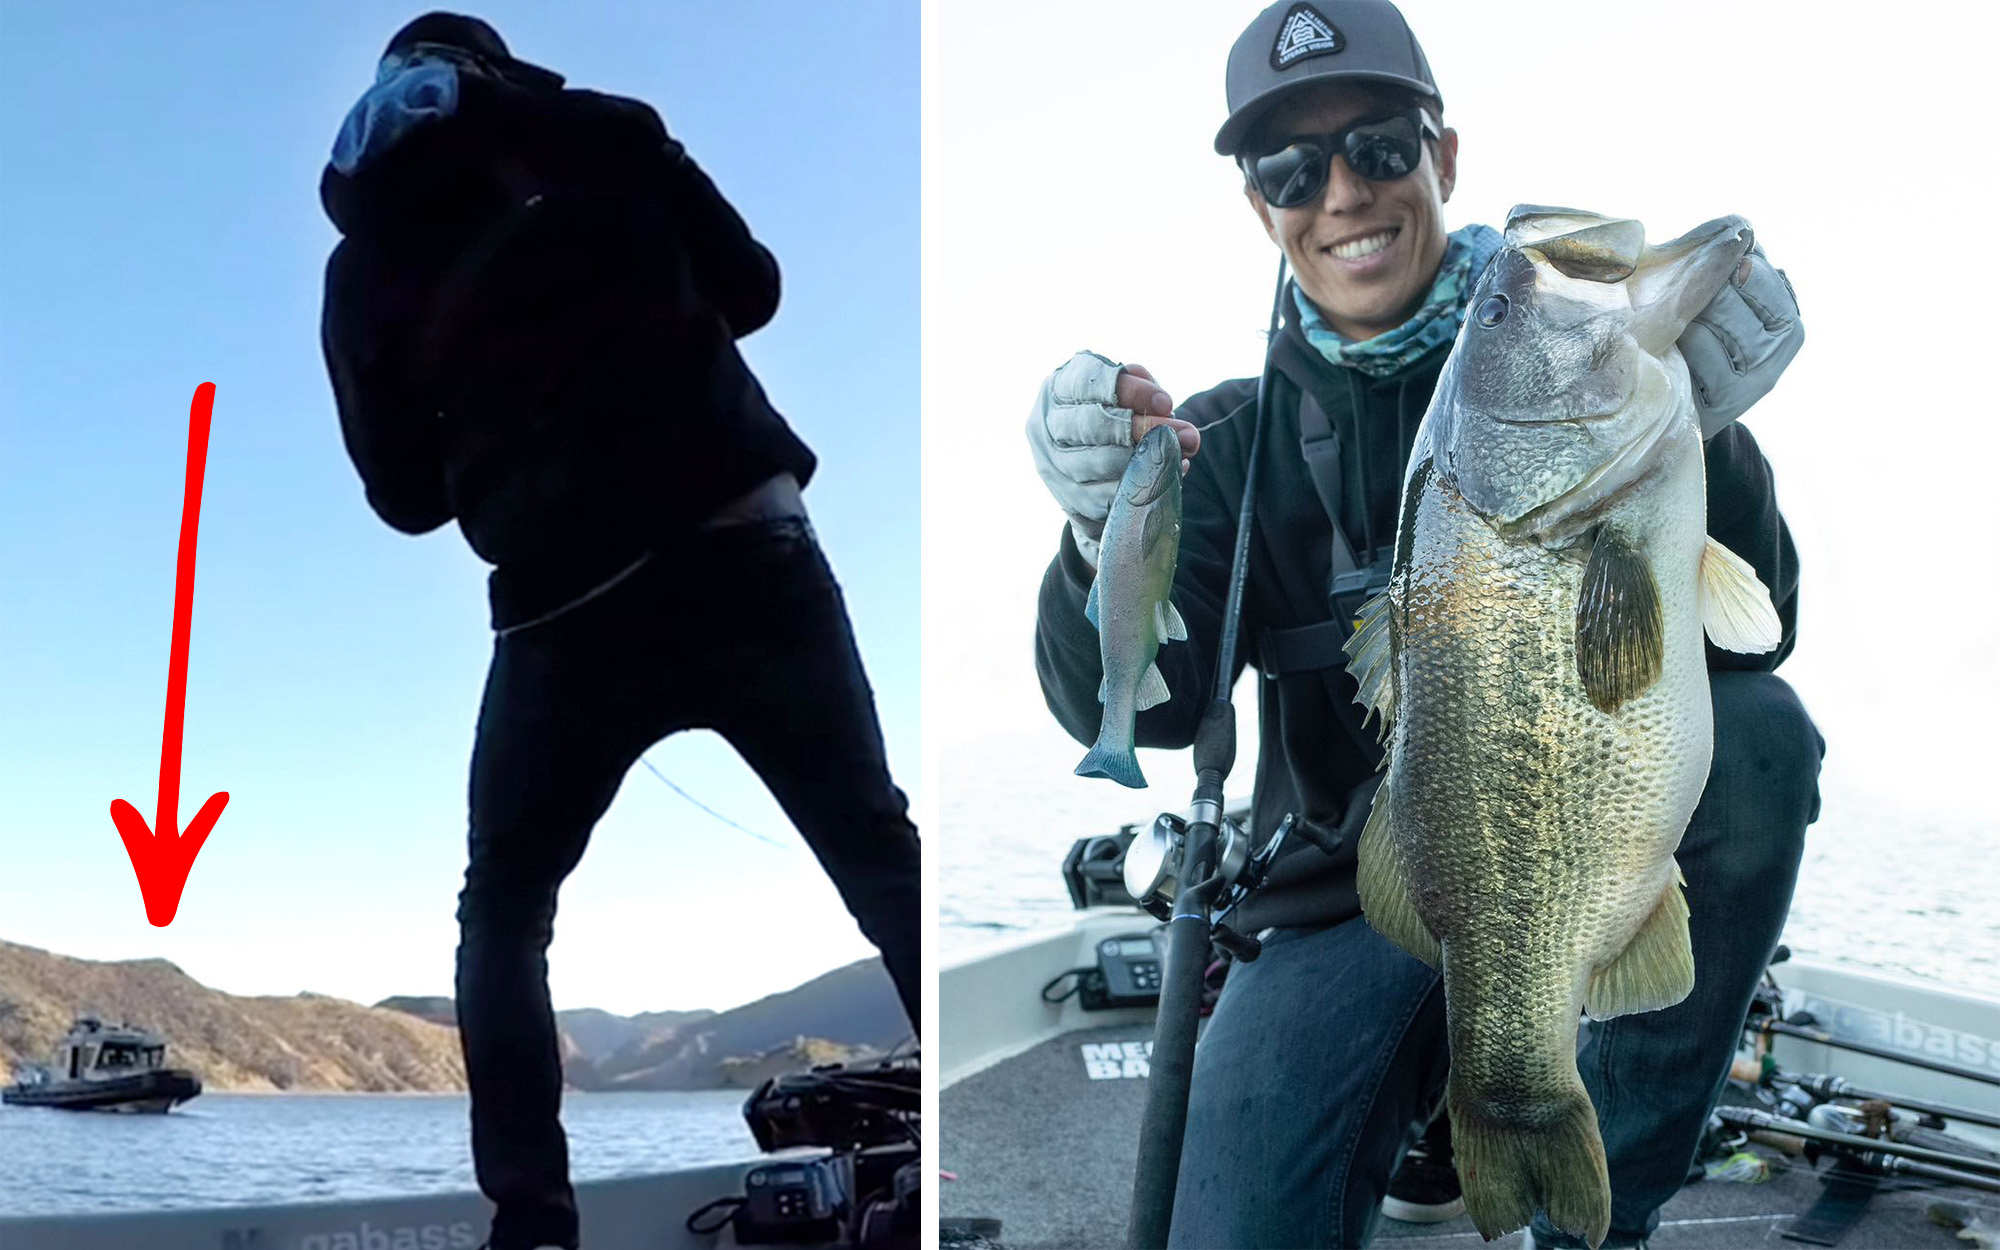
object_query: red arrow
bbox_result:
[111,383,229,927]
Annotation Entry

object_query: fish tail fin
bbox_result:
[1450,1085,1609,1249]
[1075,737,1147,789]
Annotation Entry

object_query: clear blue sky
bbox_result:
[0,1,917,1015]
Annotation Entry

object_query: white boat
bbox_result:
[2,1017,202,1114]
[942,893,2000,1248]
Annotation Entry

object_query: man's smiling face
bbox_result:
[1244,83,1458,342]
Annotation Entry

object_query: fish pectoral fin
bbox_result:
[1344,589,1397,739]
[1084,576,1102,629]
[1584,866,1694,1021]
[1575,528,1663,713]
[1699,536,1782,653]
[1134,662,1171,712]
[1160,599,1188,643]
[1355,776,1439,968]
[1096,674,1109,704]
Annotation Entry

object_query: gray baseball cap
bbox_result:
[1215,0,1440,155]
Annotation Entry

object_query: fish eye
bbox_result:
[1476,294,1509,327]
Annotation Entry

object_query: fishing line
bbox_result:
[637,755,789,850]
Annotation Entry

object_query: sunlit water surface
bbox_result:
[940,723,2000,1001]
[0,1089,758,1217]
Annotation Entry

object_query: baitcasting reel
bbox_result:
[1120,810,1306,960]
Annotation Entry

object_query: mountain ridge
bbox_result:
[1,938,904,1093]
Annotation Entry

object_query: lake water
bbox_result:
[0,1089,758,1217]
[939,719,2000,1000]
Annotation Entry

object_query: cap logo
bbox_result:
[1271,3,1344,70]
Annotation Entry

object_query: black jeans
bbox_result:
[454,518,920,1250]
[1167,671,1823,1249]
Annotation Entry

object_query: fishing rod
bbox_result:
[1124,255,1341,1250]
[1713,1106,2000,1194]
[1768,1069,2000,1132]
[1757,1018,2000,1090]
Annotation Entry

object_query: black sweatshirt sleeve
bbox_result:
[547,90,782,339]
[656,139,782,338]
[321,245,452,536]
[1702,421,1799,670]
[1033,383,1257,750]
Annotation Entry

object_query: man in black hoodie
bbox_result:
[320,15,919,1250]
[1027,3,1820,1247]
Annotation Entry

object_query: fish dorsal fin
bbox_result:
[1699,536,1781,653]
[1135,662,1170,712]
[1585,865,1694,1020]
[1355,773,1439,969]
[1084,575,1101,629]
[1575,528,1663,713]
[1344,588,1397,741]
[1158,599,1187,643]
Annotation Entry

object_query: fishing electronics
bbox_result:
[743,1055,918,1154]
[737,1158,848,1243]
[1093,932,1166,1008]
[1063,829,1142,910]
[695,1054,918,1248]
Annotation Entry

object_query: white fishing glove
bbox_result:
[1026,351,1148,569]
[1680,243,1803,439]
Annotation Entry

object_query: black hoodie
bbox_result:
[1034,303,1799,932]
[320,68,816,629]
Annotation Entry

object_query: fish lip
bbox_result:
[1484,411,1617,428]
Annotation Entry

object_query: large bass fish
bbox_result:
[1344,206,1782,1247]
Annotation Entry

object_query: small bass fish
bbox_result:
[1076,424,1186,788]
[1345,206,1783,1248]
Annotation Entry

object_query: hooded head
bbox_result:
[329,11,562,186]
[383,12,512,64]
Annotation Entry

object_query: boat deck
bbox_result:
[941,1022,1997,1249]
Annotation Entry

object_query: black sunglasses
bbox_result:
[1241,110,1440,209]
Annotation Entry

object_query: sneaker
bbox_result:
[1382,1113,1466,1224]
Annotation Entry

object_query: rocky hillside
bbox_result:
[554,1006,715,1063]
[379,960,906,1091]
[0,940,465,1092]
[586,959,908,1090]
[1,940,908,1094]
